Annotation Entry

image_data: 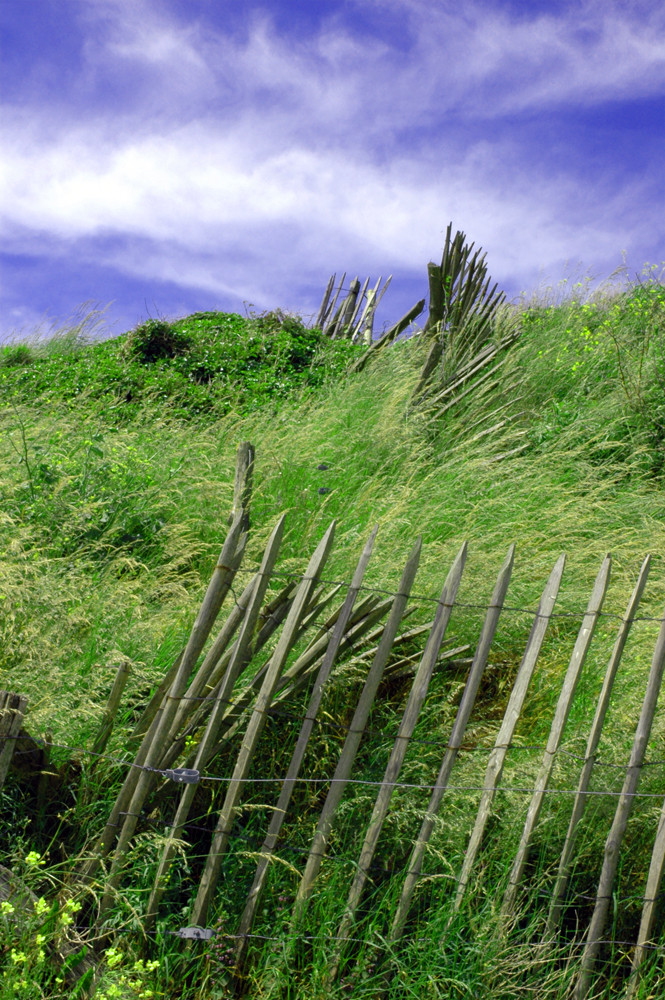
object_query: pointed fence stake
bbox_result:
[574,592,665,1000]
[144,516,286,932]
[291,538,423,926]
[233,526,379,972]
[544,556,651,941]
[502,554,611,918]
[190,521,337,928]
[627,787,665,995]
[96,514,246,921]
[451,553,566,918]
[327,542,468,984]
[389,544,515,944]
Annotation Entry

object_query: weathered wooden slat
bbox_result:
[0,691,28,790]
[362,274,392,343]
[331,277,360,339]
[389,544,515,943]
[344,277,369,338]
[96,513,247,918]
[544,556,651,940]
[233,525,379,971]
[131,648,184,739]
[327,542,468,981]
[452,553,566,916]
[321,273,346,335]
[272,597,392,706]
[350,299,426,374]
[144,515,286,932]
[164,573,260,745]
[424,261,444,334]
[502,554,611,917]
[291,538,423,925]
[228,441,254,531]
[574,593,665,1000]
[159,580,300,771]
[627,787,665,994]
[315,274,336,329]
[90,659,132,758]
[353,277,382,345]
[190,521,337,927]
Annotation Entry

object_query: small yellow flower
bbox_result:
[106,946,123,969]
[25,851,44,867]
[1,900,15,915]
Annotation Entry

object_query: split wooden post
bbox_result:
[233,525,379,972]
[361,275,392,345]
[315,275,336,329]
[336,277,361,337]
[326,542,468,983]
[627,789,665,995]
[502,554,611,917]
[90,659,132,758]
[162,573,261,747]
[352,277,381,344]
[0,691,28,790]
[291,538,423,925]
[452,553,566,917]
[350,299,426,374]
[144,516,286,932]
[345,277,370,338]
[424,262,444,334]
[190,521,337,928]
[96,513,247,916]
[321,273,346,335]
[228,441,254,531]
[544,556,651,940]
[574,594,665,1000]
[389,544,515,944]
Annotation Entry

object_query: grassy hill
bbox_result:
[1,272,664,998]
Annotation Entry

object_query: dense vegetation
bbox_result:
[1,273,664,999]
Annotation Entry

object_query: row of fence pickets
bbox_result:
[2,449,665,999]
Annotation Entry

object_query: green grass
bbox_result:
[1,273,664,998]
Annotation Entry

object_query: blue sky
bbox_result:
[1,0,664,342]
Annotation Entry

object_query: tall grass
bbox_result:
[1,273,664,998]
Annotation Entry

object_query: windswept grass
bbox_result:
[1,271,664,998]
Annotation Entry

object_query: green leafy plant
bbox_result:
[122,319,194,364]
[0,344,35,368]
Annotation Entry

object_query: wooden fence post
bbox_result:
[0,691,28,790]
[326,542,467,983]
[502,554,611,917]
[574,593,665,1000]
[95,513,247,919]
[389,544,515,944]
[144,515,286,932]
[190,521,337,928]
[233,525,379,973]
[90,659,132,758]
[544,555,651,940]
[291,538,423,925]
[451,553,566,917]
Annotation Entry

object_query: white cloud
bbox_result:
[0,0,662,333]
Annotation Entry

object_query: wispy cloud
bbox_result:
[1,0,663,338]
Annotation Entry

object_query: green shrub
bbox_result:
[0,344,35,368]
[122,319,194,363]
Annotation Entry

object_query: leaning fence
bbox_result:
[2,442,665,998]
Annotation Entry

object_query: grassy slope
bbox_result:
[1,280,665,998]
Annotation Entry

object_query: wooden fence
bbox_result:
[4,443,665,998]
